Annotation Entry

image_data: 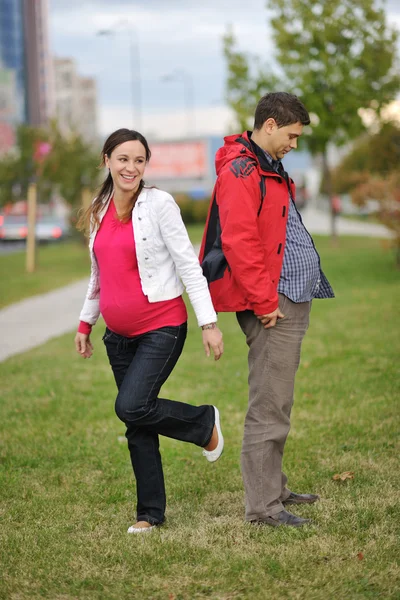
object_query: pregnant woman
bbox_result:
[74,128,224,534]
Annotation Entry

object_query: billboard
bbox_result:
[145,141,208,179]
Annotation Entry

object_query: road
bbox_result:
[0,241,26,254]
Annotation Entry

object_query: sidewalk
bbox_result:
[0,212,392,362]
[0,279,88,362]
[300,207,392,238]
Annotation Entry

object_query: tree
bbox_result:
[330,121,400,194]
[223,0,400,236]
[0,125,44,206]
[0,123,100,219]
[40,123,100,214]
[330,121,400,265]
[223,28,279,131]
[352,172,400,266]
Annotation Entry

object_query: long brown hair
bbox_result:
[77,128,151,232]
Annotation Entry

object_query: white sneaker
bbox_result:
[127,523,155,534]
[202,406,224,463]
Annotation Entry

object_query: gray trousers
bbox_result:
[236,294,311,521]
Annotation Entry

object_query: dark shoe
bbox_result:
[282,492,319,505]
[253,510,312,528]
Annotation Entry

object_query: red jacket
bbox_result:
[199,131,295,315]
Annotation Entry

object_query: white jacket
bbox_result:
[79,187,217,328]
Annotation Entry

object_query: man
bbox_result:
[200,92,334,527]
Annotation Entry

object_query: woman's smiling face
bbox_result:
[105,140,147,194]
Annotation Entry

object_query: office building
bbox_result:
[54,57,98,145]
[0,0,53,153]
[23,0,54,126]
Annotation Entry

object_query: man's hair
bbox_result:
[254,92,310,130]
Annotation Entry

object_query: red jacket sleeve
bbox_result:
[217,167,279,314]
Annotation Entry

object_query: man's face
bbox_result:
[266,120,303,160]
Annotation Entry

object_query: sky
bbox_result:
[49,0,400,141]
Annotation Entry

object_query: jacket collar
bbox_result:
[235,132,278,175]
[98,186,149,220]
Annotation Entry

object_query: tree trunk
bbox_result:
[26,181,37,273]
[321,150,337,240]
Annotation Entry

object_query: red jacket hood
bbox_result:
[215,131,255,175]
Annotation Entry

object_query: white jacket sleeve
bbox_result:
[78,244,101,326]
[158,194,217,327]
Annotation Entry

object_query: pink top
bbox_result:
[78,199,187,337]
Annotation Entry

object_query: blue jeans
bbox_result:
[103,322,214,525]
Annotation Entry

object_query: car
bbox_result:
[0,214,70,242]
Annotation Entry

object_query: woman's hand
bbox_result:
[202,326,224,361]
[74,332,93,359]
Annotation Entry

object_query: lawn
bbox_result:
[0,241,91,309]
[0,237,399,599]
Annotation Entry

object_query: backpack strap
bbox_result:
[258,174,267,217]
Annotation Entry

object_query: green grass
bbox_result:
[0,225,203,309]
[0,237,399,599]
[0,241,91,309]
[185,222,205,244]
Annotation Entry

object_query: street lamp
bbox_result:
[161,69,195,138]
[97,25,142,131]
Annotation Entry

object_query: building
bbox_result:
[22,0,54,126]
[77,76,98,144]
[0,0,53,153]
[0,0,25,151]
[53,57,98,145]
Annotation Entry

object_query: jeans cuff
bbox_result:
[201,406,215,447]
[137,514,165,526]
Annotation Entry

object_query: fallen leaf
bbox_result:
[332,471,355,481]
[168,594,176,600]
[357,552,364,560]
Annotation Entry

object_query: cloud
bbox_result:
[99,103,236,140]
[49,0,273,113]
[49,0,400,142]
[387,0,400,15]
[50,0,272,52]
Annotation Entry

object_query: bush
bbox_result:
[352,172,400,266]
[174,193,211,225]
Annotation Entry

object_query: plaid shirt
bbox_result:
[264,150,334,302]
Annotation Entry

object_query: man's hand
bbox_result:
[202,327,224,361]
[256,308,285,329]
[74,332,93,358]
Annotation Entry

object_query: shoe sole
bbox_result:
[127,525,155,534]
[283,498,319,505]
[202,406,224,463]
[252,519,313,528]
